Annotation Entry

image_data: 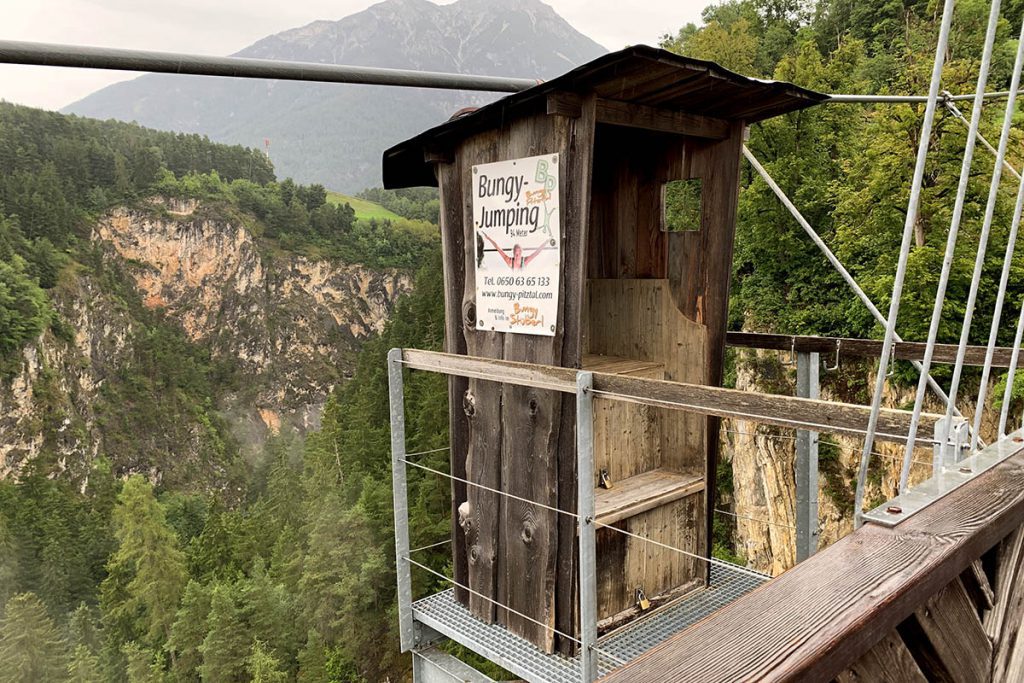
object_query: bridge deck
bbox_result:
[599,439,1024,682]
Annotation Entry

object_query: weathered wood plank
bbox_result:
[835,631,927,683]
[985,526,1024,644]
[435,158,469,604]
[961,558,995,612]
[726,332,1016,368]
[595,98,729,138]
[402,349,945,444]
[456,131,504,623]
[553,93,597,655]
[910,578,991,683]
[595,469,704,526]
[598,444,1024,683]
[990,527,1024,682]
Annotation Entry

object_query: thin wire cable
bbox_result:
[404,445,452,458]
[404,555,582,645]
[409,538,452,554]
[999,297,1024,436]
[944,17,1023,455]
[900,5,1006,491]
[944,99,1023,181]
[714,508,798,531]
[742,146,960,414]
[721,427,933,469]
[593,520,770,581]
[402,457,578,520]
[856,0,956,527]
[590,389,940,446]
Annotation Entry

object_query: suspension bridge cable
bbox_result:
[943,12,1022,456]
[741,146,961,416]
[944,99,1023,181]
[974,24,1024,451]
[999,299,1024,436]
[899,3,1007,492]
[856,0,956,527]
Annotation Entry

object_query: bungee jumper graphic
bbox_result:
[480,232,549,270]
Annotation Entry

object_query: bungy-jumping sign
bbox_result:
[472,153,560,336]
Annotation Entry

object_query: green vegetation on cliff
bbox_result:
[8,1,1024,682]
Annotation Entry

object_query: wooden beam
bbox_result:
[598,442,1024,683]
[546,92,582,118]
[726,331,1016,368]
[836,631,926,683]
[595,98,729,139]
[401,349,943,444]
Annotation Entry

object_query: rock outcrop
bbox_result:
[0,198,412,483]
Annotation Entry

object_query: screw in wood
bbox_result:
[886,506,903,515]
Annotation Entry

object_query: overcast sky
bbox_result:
[0,0,707,111]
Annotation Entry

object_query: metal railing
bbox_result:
[386,346,955,681]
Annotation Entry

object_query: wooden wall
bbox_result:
[433,98,746,653]
[434,96,597,653]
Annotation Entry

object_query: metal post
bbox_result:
[855,0,955,528]
[389,347,415,652]
[576,371,597,682]
[795,352,820,562]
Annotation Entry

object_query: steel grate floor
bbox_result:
[412,564,767,682]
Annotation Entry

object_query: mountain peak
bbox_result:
[65,0,607,191]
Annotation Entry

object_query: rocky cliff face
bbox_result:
[0,198,411,484]
[724,351,1000,575]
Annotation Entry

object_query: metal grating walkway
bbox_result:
[411,564,767,683]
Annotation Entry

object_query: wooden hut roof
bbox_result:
[383,45,827,188]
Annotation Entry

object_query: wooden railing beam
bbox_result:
[401,349,942,444]
[726,331,1016,367]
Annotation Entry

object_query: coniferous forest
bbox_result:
[7,1,1024,681]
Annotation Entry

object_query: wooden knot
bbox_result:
[528,396,539,416]
[463,391,476,418]
[520,521,536,545]
[463,300,477,330]
[468,545,480,564]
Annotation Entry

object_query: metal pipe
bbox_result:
[0,39,538,92]
[999,298,1024,436]
[899,4,1005,492]
[855,0,956,527]
[742,146,960,413]
[3,38,1024,103]
[576,371,597,683]
[388,348,416,652]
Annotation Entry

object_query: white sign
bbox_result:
[472,153,560,336]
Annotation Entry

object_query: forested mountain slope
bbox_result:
[64,0,608,192]
[8,1,1024,682]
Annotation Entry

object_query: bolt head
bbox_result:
[886,505,903,515]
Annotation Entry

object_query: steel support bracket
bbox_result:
[863,428,1024,527]
[933,415,970,475]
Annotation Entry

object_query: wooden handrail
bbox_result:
[726,331,1016,367]
[401,349,943,444]
[599,440,1024,683]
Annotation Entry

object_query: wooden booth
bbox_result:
[383,46,826,654]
